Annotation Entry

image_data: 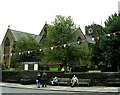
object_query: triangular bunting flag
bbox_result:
[68,43,70,47]
[19,52,21,55]
[21,52,24,55]
[64,44,66,47]
[92,38,94,41]
[81,40,85,43]
[54,45,58,48]
[96,36,100,40]
[28,51,30,54]
[77,41,80,44]
[112,32,116,36]
[51,47,54,50]
[39,49,42,51]
[107,34,110,36]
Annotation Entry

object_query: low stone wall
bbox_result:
[2,70,120,86]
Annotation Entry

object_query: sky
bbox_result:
[0,0,119,45]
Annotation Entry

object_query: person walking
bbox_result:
[71,75,78,87]
[42,71,47,87]
[36,73,42,88]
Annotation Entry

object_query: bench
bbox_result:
[78,79,91,86]
[57,78,70,86]
[5,79,18,83]
[106,78,120,86]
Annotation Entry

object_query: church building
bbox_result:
[1,23,86,68]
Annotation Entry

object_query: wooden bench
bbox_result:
[78,79,91,86]
[106,78,120,86]
[57,78,70,86]
[5,79,18,83]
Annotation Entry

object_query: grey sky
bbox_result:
[0,0,119,44]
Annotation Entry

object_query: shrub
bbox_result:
[20,75,32,85]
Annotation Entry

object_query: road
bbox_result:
[1,87,73,93]
[1,87,120,95]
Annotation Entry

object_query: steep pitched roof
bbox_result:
[1,23,49,46]
[39,23,48,42]
[77,27,86,40]
[10,29,41,43]
[76,27,95,44]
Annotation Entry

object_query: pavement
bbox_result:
[0,82,120,93]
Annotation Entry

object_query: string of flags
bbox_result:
[0,40,85,57]
[91,31,120,41]
[0,31,120,57]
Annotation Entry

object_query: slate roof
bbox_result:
[2,24,94,46]
[10,29,41,43]
[85,35,95,44]
[76,27,95,44]
[78,27,86,40]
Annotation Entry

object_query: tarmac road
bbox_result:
[1,87,74,93]
[1,87,120,95]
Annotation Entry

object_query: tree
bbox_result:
[89,24,105,65]
[93,13,120,72]
[85,23,105,71]
[11,35,42,68]
[42,15,90,70]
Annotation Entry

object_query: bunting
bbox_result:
[0,31,120,57]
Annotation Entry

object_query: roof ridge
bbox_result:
[9,29,41,42]
[10,29,39,36]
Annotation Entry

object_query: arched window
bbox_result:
[4,37,10,64]
[5,37,10,46]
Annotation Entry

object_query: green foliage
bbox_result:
[88,24,104,65]
[20,75,32,85]
[102,14,120,67]
[2,68,21,71]
[43,15,90,67]
[14,35,41,51]
[11,35,42,68]
[92,13,120,72]
[47,15,79,45]
[104,13,120,33]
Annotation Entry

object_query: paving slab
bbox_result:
[0,82,120,93]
